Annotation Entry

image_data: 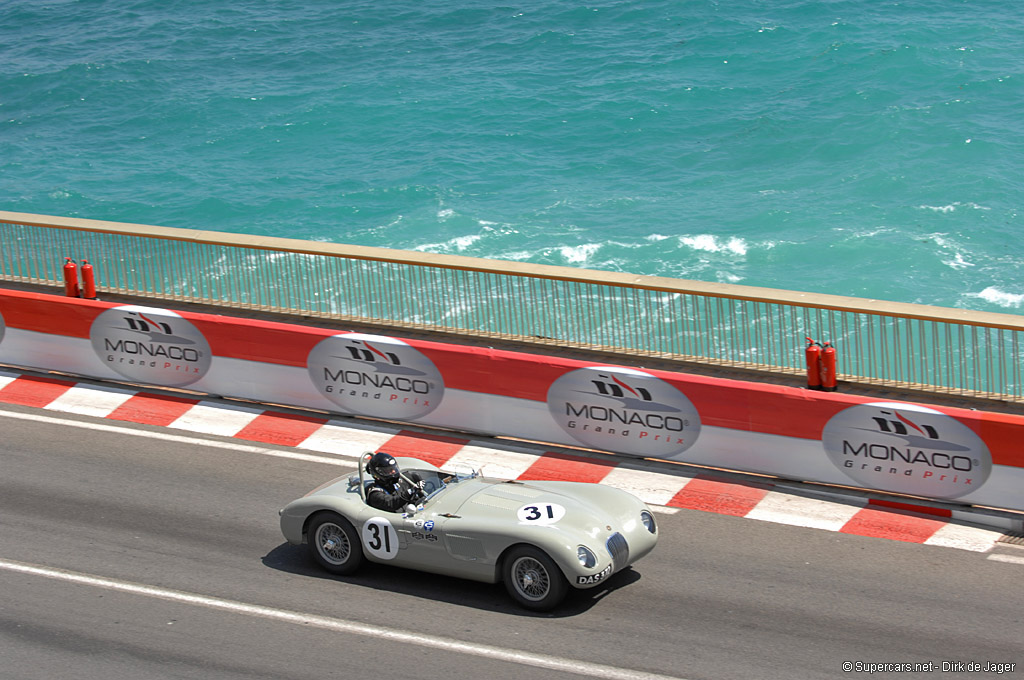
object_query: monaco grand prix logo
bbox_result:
[822,402,992,499]
[306,333,444,420]
[90,306,212,387]
[547,366,701,458]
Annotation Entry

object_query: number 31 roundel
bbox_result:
[362,517,399,559]
[516,503,566,525]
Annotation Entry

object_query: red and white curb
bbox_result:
[1,370,1017,552]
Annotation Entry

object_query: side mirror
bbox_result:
[404,503,418,515]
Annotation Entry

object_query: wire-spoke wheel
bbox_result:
[308,512,363,575]
[503,546,567,611]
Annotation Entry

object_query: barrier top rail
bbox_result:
[1,210,1022,401]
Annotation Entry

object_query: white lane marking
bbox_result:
[923,522,1004,553]
[45,384,136,418]
[170,401,262,436]
[297,420,393,457]
[601,466,692,507]
[987,553,1024,565]
[446,445,539,480]
[745,491,865,531]
[0,558,688,680]
[0,409,357,467]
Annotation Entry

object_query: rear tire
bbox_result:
[308,512,363,575]
[503,546,568,611]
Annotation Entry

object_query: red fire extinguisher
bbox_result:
[62,258,80,298]
[820,341,838,392]
[804,337,822,390]
[80,259,97,300]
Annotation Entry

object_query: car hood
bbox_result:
[447,477,647,538]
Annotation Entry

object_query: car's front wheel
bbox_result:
[503,545,568,611]
[308,512,364,575]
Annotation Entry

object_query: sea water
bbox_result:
[2,0,1022,313]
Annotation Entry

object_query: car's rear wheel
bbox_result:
[503,546,568,611]
[308,512,363,575]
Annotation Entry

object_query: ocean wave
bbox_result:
[943,252,975,270]
[679,234,749,256]
[917,202,991,213]
[966,287,1024,308]
[558,243,602,264]
[412,233,483,253]
[925,233,976,270]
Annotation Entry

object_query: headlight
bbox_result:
[640,510,657,534]
[577,545,597,568]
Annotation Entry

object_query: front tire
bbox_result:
[503,546,568,611]
[308,512,364,575]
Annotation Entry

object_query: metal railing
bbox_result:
[2,210,1022,401]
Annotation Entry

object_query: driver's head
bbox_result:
[368,452,400,486]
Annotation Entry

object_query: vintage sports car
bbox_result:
[279,453,659,610]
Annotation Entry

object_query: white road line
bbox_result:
[298,420,394,457]
[446,445,539,480]
[987,553,1024,565]
[745,491,864,532]
[0,409,356,467]
[0,558,688,680]
[170,401,263,436]
[45,383,136,418]
[924,522,1004,553]
[600,465,692,507]
[648,506,680,515]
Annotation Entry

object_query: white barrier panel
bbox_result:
[2,289,1022,511]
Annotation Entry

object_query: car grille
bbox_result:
[606,532,630,572]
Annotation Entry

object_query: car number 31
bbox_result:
[362,517,399,559]
[516,503,566,525]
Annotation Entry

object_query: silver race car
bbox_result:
[279,454,659,610]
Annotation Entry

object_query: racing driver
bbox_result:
[365,451,425,512]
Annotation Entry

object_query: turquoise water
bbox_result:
[2,1,1023,312]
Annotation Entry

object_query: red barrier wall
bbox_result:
[2,288,1021,510]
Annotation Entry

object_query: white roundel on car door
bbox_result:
[362,516,400,560]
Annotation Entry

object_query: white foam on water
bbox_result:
[496,249,535,261]
[679,234,748,256]
[558,242,602,264]
[413,233,483,253]
[944,251,975,270]
[451,234,483,250]
[918,202,991,213]
[967,286,1024,308]
[926,233,977,270]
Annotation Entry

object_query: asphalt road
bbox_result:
[1,403,1021,680]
